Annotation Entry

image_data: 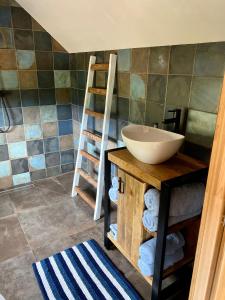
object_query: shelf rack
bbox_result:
[104,147,208,300]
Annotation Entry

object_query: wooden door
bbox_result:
[189,74,225,299]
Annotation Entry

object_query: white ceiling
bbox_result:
[17,0,225,53]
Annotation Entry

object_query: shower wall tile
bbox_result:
[117,49,131,72]
[118,97,129,121]
[130,73,146,100]
[0,2,73,189]
[147,74,167,104]
[118,72,130,98]
[148,46,170,74]
[131,48,148,73]
[169,44,196,74]
[129,100,145,124]
[61,149,74,164]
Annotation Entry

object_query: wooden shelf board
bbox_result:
[108,149,207,190]
[143,215,201,237]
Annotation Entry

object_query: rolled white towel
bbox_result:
[110,223,118,240]
[139,232,185,264]
[138,248,184,276]
[143,209,202,232]
[108,187,118,202]
[112,176,119,190]
[144,183,205,217]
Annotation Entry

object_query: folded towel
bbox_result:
[110,223,118,240]
[112,176,119,190]
[109,187,118,202]
[138,248,184,276]
[139,232,185,264]
[144,183,205,217]
[143,209,202,232]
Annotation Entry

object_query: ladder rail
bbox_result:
[94,54,117,220]
[71,56,96,197]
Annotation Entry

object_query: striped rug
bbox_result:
[32,239,142,300]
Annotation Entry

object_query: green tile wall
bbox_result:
[70,42,225,163]
[0,1,74,190]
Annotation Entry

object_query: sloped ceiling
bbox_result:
[17,0,225,53]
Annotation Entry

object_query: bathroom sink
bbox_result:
[121,125,184,164]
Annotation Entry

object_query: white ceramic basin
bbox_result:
[121,125,184,164]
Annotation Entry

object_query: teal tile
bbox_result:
[166,75,192,107]
[190,77,223,113]
[194,42,225,76]
[147,75,167,104]
[186,109,217,148]
[130,73,146,100]
[169,44,196,74]
[25,124,42,140]
[40,105,57,123]
[0,160,11,177]
[16,50,36,69]
[54,70,71,88]
[118,49,131,71]
[129,100,145,124]
[8,141,27,159]
[145,102,164,127]
[149,46,170,74]
[28,154,46,171]
[13,172,31,186]
[0,71,18,89]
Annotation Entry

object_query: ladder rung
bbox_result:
[80,150,99,166]
[88,87,106,96]
[85,109,104,119]
[78,168,97,188]
[75,187,95,209]
[82,130,102,142]
[91,64,109,71]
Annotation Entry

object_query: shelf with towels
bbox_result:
[104,147,208,300]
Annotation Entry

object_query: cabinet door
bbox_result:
[117,169,148,265]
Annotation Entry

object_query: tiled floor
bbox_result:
[0,172,150,300]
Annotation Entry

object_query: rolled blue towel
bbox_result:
[143,209,202,232]
[112,176,119,189]
[138,248,184,276]
[108,187,118,202]
[110,223,118,240]
[139,232,185,264]
[144,183,205,217]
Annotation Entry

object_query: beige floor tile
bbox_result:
[0,194,14,218]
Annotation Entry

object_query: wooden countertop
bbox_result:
[108,149,207,190]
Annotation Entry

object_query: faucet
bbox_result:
[163,109,181,133]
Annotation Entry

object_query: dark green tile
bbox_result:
[37,71,54,88]
[118,49,131,72]
[54,52,69,70]
[0,70,18,89]
[14,29,34,50]
[34,31,52,51]
[185,109,217,148]
[5,90,21,107]
[11,6,32,29]
[0,5,11,27]
[194,42,225,76]
[169,44,196,74]
[166,75,192,107]
[54,70,71,88]
[39,88,56,105]
[31,169,46,181]
[21,89,39,107]
[147,75,166,104]
[0,28,14,48]
[35,51,53,70]
[129,100,145,124]
[190,77,223,113]
[149,46,170,74]
[118,97,129,121]
[61,163,74,173]
[145,102,164,127]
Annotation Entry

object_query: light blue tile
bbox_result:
[0,108,4,127]
[25,124,42,140]
[8,141,27,159]
[0,71,19,89]
[0,160,11,177]
[118,49,131,71]
[0,133,6,145]
[13,172,31,186]
[29,154,46,171]
[54,71,71,88]
[16,50,36,70]
[40,105,57,123]
[130,74,146,100]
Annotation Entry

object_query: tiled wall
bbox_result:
[70,43,225,162]
[0,1,74,190]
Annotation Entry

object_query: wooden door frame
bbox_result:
[189,74,225,300]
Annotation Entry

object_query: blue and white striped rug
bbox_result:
[32,239,142,300]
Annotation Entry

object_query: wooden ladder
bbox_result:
[71,54,117,220]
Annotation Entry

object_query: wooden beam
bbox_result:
[189,74,225,300]
[88,87,107,96]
